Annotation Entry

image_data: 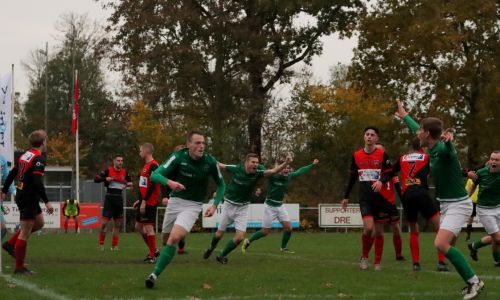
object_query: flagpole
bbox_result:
[11,65,15,204]
[74,70,79,202]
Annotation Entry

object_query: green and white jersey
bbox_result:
[403,115,468,202]
[475,167,500,208]
[265,164,315,207]
[224,164,264,206]
[151,148,225,205]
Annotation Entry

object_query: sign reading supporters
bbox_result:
[319,204,363,228]
[202,203,300,229]
[2,202,61,229]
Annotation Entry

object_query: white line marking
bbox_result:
[0,273,70,300]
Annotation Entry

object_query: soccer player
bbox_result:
[62,199,80,233]
[133,143,161,263]
[465,177,479,241]
[0,130,54,274]
[392,137,448,271]
[341,127,398,271]
[375,143,405,262]
[395,100,483,299]
[242,158,319,253]
[203,153,292,264]
[466,150,500,267]
[1,154,15,242]
[145,131,225,288]
[94,154,132,250]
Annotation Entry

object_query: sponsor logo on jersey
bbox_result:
[20,151,35,162]
[358,169,381,181]
[403,153,425,161]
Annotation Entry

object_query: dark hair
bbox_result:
[187,131,204,142]
[492,150,500,154]
[420,117,443,139]
[245,153,259,161]
[113,154,123,159]
[410,137,422,151]
[141,143,154,154]
[29,130,47,147]
[364,126,379,135]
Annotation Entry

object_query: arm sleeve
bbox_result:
[289,164,315,180]
[1,167,18,194]
[143,164,159,201]
[94,169,108,183]
[392,159,401,174]
[402,115,420,134]
[380,153,393,183]
[343,156,358,199]
[211,160,226,207]
[225,165,239,174]
[125,171,132,183]
[151,155,178,186]
[33,174,49,203]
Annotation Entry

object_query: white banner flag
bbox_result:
[0,73,13,163]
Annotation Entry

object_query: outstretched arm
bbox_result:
[395,100,420,134]
[263,155,293,177]
[289,159,319,180]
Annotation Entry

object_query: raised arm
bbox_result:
[395,100,420,134]
[289,159,319,180]
[263,155,293,177]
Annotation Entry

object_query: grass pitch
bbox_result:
[1,231,498,299]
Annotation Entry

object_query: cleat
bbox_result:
[2,242,16,259]
[437,261,449,272]
[241,239,250,253]
[14,267,35,275]
[396,256,406,261]
[280,248,295,254]
[374,264,382,271]
[462,280,484,300]
[144,256,156,264]
[216,256,228,264]
[412,263,421,271]
[145,273,157,289]
[494,261,500,267]
[468,243,478,261]
[177,248,188,255]
[203,248,213,260]
[359,257,369,270]
[154,249,160,257]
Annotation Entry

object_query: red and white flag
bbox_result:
[71,73,79,136]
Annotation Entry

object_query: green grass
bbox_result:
[1,231,498,299]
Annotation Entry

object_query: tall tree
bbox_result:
[351,0,500,166]
[103,0,364,157]
[22,14,132,176]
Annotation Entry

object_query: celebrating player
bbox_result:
[94,154,132,250]
[145,131,225,288]
[242,158,319,253]
[467,150,500,267]
[203,153,292,264]
[133,143,161,263]
[396,100,483,299]
[392,137,448,271]
[0,130,54,274]
[341,126,398,271]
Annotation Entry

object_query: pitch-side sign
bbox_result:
[319,204,363,228]
[2,202,61,229]
[202,203,300,229]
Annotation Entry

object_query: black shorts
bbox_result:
[359,193,400,223]
[401,189,439,223]
[102,194,124,219]
[471,203,477,218]
[135,204,157,224]
[15,198,42,220]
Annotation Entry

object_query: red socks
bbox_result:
[8,229,20,246]
[112,235,119,248]
[74,221,79,233]
[410,232,420,263]
[393,234,402,258]
[374,235,384,265]
[147,235,156,257]
[99,232,106,246]
[15,239,27,270]
[361,234,375,258]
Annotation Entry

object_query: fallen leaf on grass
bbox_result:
[202,283,212,290]
[7,283,16,288]
[337,292,349,298]
[325,282,333,288]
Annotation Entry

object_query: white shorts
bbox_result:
[439,199,473,237]
[217,201,249,232]
[161,197,202,233]
[477,206,500,235]
[262,204,290,228]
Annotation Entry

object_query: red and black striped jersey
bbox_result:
[139,160,160,206]
[393,152,429,193]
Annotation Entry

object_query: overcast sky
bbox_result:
[0,0,357,102]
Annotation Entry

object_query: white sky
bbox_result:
[0,0,357,102]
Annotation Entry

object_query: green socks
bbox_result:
[153,245,176,276]
[1,227,6,241]
[209,235,221,251]
[472,240,488,250]
[445,246,476,282]
[249,230,266,243]
[281,231,292,249]
[493,251,500,263]
[220,239,239,257]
